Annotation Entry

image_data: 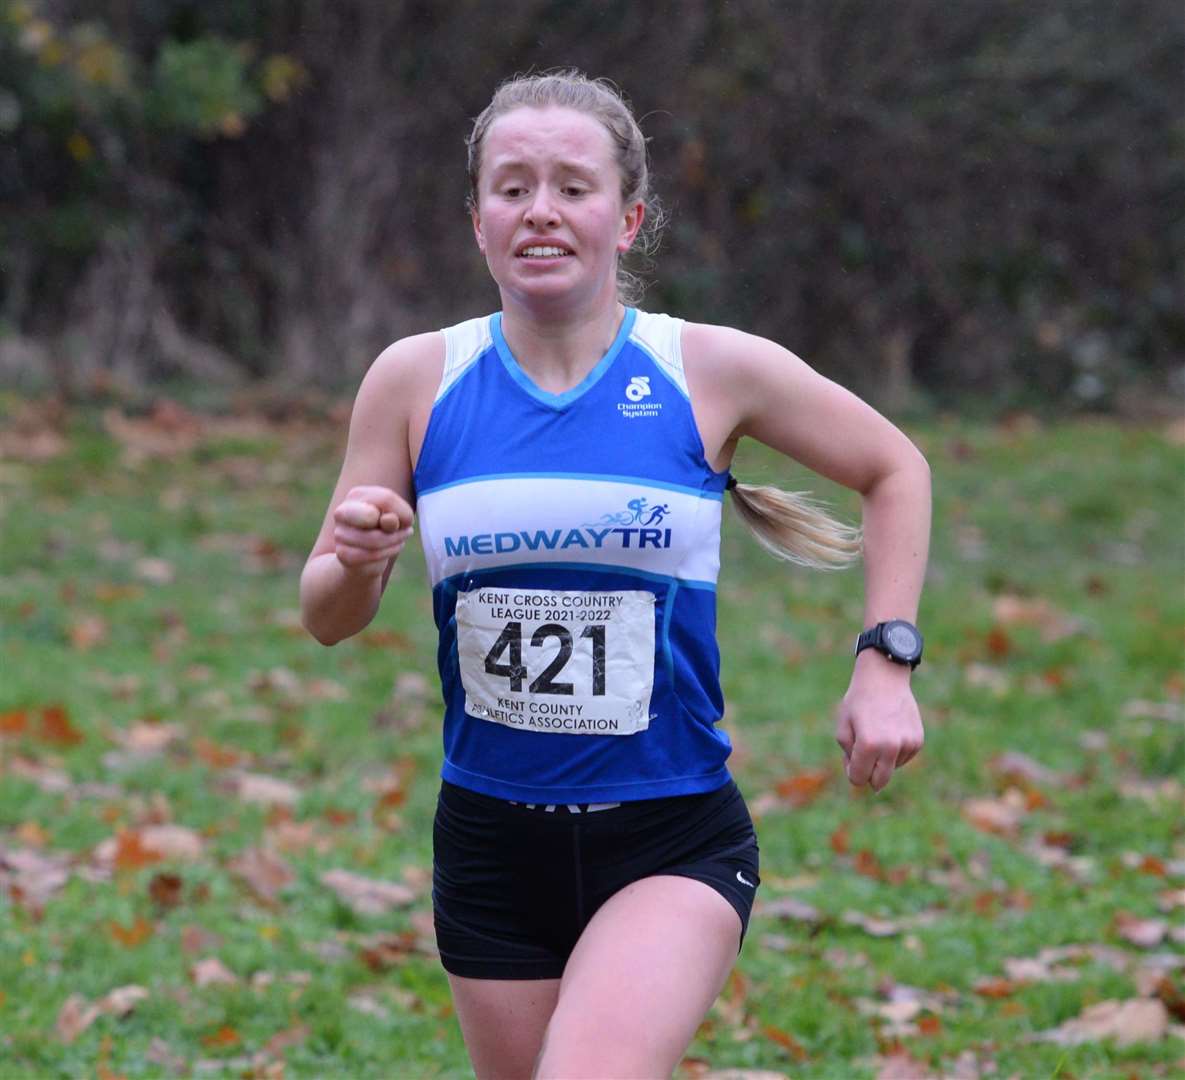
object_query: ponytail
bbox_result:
[726,475,862,569]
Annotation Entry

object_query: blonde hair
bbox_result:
[466,70,664,305]
[728,478,863,569]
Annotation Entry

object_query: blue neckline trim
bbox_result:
[491,308,638,409]
[417,471,725,501]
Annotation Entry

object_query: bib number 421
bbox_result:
[483,620,606,696]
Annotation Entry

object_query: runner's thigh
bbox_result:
[535,874,741,1079]
[448,975,560,1080]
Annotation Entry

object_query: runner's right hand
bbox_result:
[332,486,415,576]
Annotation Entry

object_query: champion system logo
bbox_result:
[618,375,662,419]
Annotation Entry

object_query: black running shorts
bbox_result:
[432,778,761,980]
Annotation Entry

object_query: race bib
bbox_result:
[455,587,656,736]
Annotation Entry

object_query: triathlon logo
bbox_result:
[584,496,670,528]
[618,374,662,418]
[443,494,674,558]
[625,375,651,402]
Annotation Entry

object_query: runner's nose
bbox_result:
[524,189,561,228]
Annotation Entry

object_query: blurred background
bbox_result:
[1,0,1181,416]
[3,5,1184,1076]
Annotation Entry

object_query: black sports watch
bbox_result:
[854,620,923,669]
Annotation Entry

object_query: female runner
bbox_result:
[301,70,930,1079]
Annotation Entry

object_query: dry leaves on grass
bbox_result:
[229,846,295,904]
[226,771,303,808]
[320,869,416,916]
[92,824,205,871]
[109,721,182,756]
[1,845,71,915]
[191,957,240,988]
[56,985,149,1043]
[1114,912,1170,949]
[988,751,1066,787]
[961,791,1026,837]
[749,768,832,815]
[1029,997,1171,1046]
[992,593,1084,642]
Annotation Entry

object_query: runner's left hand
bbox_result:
[834,651,924,792]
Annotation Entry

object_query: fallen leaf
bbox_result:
[113,721,181,755]
[757,897,824,925]
[145,1038,186,1073]
[266,818,329,854]
[0,708,28,735]
[775,769,829,807]
[67,615,109,651]
[1159,889,1185,912]
[140,824,204,861]
[134,557,175,584]
[39,705,84,745]
[917,1014,942,1036]
[761,1024,808,1061]
[56,994,102,1043]
[853,849,886,881]
[320,869,415,916]
[989,751,1063,786]
[973,977,1020,998]
[232,772,302,807]
[0,845,71,914]
[97,985,148,1016]
[148,872,183,909]
[109,916,154,947]
[8,756,72,792]
[14,821,50,847]
[195,738,243,769]
[963,663,1011,694]
[962,796,1023,837]
[181,925,224,954]
[112,830,163,871]
[993,594,1082,642]
[228,846,294,904]
[1115,913,1169,949]
[201,1024,240,1049]
[841,911,902,938]
[1121,699,1182,721]
[347,993,392,1020]
[191,957,239,987]
[943,1049,987,1080]
[872,1050,938,1079]
[358,932,418,971]
[1031,998,1169,1046]
[263,1023,310,1055]
[55,985,148,1043]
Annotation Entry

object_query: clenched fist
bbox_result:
[333,486,415,576]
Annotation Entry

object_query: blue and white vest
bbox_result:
[413,308,732,803]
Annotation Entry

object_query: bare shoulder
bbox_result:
[682,320,806,379]
[680,320,923,492]
[680,320,816,436]
[335,330,445,488]
[357,330,445,409]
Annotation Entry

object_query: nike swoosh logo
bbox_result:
[736,870,756,888]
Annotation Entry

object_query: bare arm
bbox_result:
[300,332,442,646]
[683,323,931,790]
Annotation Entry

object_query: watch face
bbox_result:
[885,623,920,657]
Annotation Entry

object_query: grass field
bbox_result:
[1,396,1182,1079]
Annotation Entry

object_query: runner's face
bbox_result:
[472,106,644,307]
